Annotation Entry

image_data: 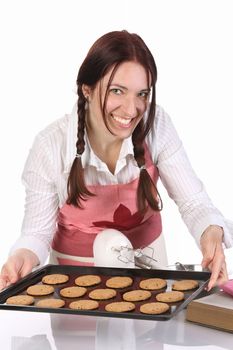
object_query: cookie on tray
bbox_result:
[139,278,167,290]
[42,273,69,285]
[60,286,87,298]
[123,290,151,302]
[89,288,117,300]
[140,302,169,314]
[26,284,54,296]
[36,298,65,308]
[106,276,133,289]
[105,301,135,313]
[75,275,101,287]
[6,295,34,306]
[69,300,99,310]
[172,279,199,291]
[156,291,184,303]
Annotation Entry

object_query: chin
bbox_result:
[110,122,140,139]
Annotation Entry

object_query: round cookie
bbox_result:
[42,273,69,285]
[75,275,101,287]
[139,278,167,290]
[105,301,135,313]
[89,288,117,300]
[60,286,87,298]
[156,291,184,303]
[6,295,34,306]
[172,279,199,291]
[36,298,65,308]
[140,302,169,314]
[69,300,99,310]
[27,284,54,296]
[106,276,133,289]
[123,290,151,302]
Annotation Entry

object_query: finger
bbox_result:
[2,261,21,284]
[200,240,215,263]
[207,250,225,291]
[201,246,215,268]
[216,262,228,286]
[217,273,228,286]
[201,234,223,266]
[20,261,34,278]
[0,276,8,291]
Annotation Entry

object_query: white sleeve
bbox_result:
[148,105,233,248]
[10,133,59,265]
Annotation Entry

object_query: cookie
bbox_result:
[36,298,65,308]
[6,295,34,306]
[140,302,169,314]
[156,291,184,303]
[139,278,167,290]
[75,275,101,287]
[123,290,151,302]
[172,279,199,291]
[106,276,133,289]
[89,288,117,300]
[42,273,69,285]
[26,284,54,296]
[105,301,135,313]
[69,300,99,310]
[60,286,87,298]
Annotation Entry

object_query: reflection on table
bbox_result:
[7,309,233,350]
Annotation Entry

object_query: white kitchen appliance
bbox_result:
[93,229,159,269]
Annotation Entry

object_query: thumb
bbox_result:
[0,277,7,291]
[20,261,34,278]
[4,266,19,284]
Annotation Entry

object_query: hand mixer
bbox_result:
[93,229,163,269]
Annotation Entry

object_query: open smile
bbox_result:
[111,113,134,127]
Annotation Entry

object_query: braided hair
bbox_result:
[67,30,162,212]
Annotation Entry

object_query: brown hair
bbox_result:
[67,30,162,212]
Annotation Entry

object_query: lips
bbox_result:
[111,114,133,127]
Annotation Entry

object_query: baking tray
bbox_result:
[0,264,211,321]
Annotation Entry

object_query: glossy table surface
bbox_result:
[1,307,232,350]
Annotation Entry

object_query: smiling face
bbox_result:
[83,61,151,144]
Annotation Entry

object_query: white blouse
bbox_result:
[10,104,233,264]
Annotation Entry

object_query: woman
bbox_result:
[0,30,231,291]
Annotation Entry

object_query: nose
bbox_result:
[122,95,138,117]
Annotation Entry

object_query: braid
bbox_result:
[76,89,86,155]
[66,89,95,207]
[132,121,162,212]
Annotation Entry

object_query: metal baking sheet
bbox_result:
[0,264,211,321]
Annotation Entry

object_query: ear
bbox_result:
[82,84,91,99]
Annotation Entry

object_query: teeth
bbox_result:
[112,115,131,125]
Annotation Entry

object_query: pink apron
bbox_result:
[51,145,162,265]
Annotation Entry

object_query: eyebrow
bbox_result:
[109,84,151,92]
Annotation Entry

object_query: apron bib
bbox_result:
[51,145,162,265]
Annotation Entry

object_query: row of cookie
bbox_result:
[6,284,185,308]
[41,274,199,291]
[24,282,186,303]
[5,295,170,315]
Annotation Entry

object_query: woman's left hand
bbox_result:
[200,225,228,291]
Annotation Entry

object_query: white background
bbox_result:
[0,0,232,269]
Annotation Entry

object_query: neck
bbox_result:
[86,122,122,154]
[86,126,123,174]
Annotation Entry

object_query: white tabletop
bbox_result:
[1,308,232,350]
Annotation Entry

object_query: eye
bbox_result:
[109,88,122,95]
[138,91,150,98]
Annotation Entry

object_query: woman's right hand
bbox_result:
[0,249,39,291]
